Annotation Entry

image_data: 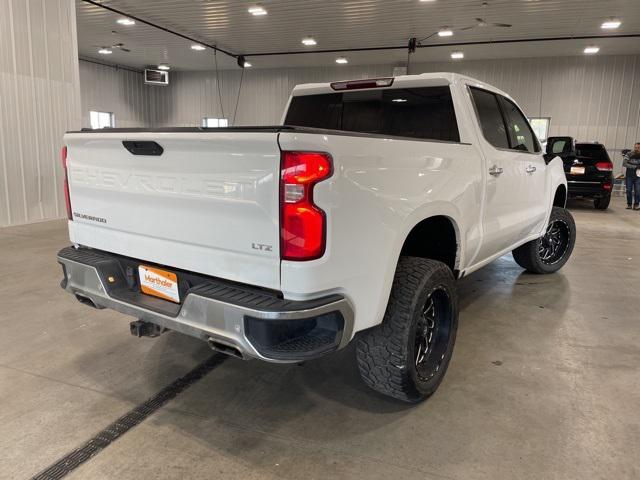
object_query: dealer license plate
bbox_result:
[570,166,585,175]
[139,265,180,303]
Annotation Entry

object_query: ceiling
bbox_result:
[75,0,640,71]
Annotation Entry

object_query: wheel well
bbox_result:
[553,185,567,208]
[400,216,458,273]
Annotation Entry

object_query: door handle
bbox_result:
[526,165,537,174]
[489,165,504,177]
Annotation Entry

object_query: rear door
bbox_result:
[468,87,533,261]
[497,95,548,235]
[64,130,282,290]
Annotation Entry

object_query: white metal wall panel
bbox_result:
[149,54,640,172]
[0,0,81,227]
[79,60,153,128]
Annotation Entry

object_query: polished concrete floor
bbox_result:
[1,197,639,480]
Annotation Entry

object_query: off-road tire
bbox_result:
[512,206,576,274]
[355,257,458,403]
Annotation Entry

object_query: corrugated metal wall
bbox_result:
[79,60,154,128]
[154,54,640,171]
[0,0,81,227]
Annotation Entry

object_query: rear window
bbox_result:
[575,144,609,161]
[284,86,460,142]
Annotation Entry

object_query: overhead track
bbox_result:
[245,33,640,58]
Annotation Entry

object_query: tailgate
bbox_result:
[64,131,282,290]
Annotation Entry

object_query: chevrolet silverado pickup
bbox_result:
[57,73,574,402]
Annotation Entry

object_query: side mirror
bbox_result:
[543,153,556,165]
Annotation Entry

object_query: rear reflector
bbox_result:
[595,161,613,172]
[603,182,612,191]
[280,152,332,261]
[330,77,394,91]
[61,146,72,220]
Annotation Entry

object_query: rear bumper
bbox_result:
[57,246,354,363]
[567,180,611,198]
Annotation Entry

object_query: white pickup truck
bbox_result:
[58,73,574,402]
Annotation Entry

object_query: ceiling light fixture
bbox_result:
[157,64,170,70]
[584,46,600,54]
[335,57,348,64]
[248,5,267,16]
[392,98,408,102]
[451,51,464,59]
[244,61,252,67]
[302,37,317,46]
[601,19,621,29]
[98,48,112,55]
[116,18,135,25]
[191,44,206,51]
[438,27,453,37]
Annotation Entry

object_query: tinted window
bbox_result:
[575,144,610,161]
[284,86,460,142]
[499,97,540,153]
[469,88,510,149]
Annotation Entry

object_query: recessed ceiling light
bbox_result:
[438,27,453,37]
[451,51,464,59]
[98,48,112,55]
[244,61,252,67]
[248,5,267,15]
[157,64,170,71]
[392,98,408,102]
[335,57,348,64]
[191,44,206,51]
[116,18,135,26]
[584,46,600,54]
[302,37,317,46]
[601,19,621,29]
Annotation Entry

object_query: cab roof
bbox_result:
[291,72,514,101]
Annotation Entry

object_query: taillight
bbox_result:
[603,182,612,191]
[595,161,613,172]
[280,151,332,260]
[61,146,72,220]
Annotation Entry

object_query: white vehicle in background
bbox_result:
[58,73,574,402]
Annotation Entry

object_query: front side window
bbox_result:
[89,111,114,129]
[284,86,460,142]
[499,98,540,153]
[469,87,510,149]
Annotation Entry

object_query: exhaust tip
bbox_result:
[75,294,98,309]
[208,339,243,359]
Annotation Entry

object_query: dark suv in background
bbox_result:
[546,137,614,210]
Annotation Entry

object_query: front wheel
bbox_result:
[594,195,611,210]
[512,206,576,274]
[355,257,458,403]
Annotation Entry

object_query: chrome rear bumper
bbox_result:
[58,246,354,363]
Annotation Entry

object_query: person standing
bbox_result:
[623,143,640,210]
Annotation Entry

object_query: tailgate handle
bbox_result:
[122,141,164,156]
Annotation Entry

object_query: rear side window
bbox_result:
[469,88,510,149]
[499,97,540,153]
[284,86,460,142]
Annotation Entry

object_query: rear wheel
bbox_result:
[355,257,458,403]
[512,207,576,274]
[594,195,611,210]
